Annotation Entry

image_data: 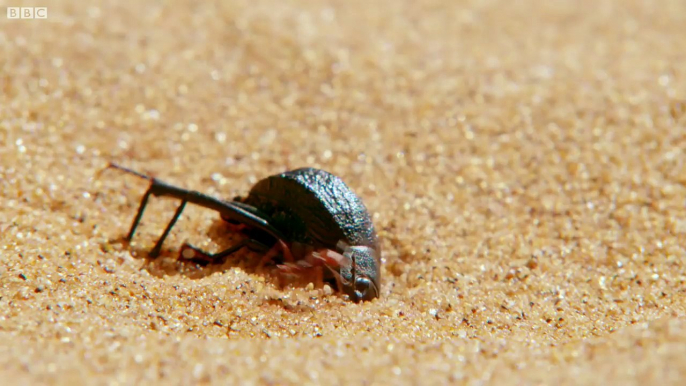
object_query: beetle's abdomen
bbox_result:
[242,168,378,250]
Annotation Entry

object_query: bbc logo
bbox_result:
[7,7,48,19]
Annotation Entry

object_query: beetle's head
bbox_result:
[337,244,380,302]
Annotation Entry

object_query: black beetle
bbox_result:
[104,163,381,302]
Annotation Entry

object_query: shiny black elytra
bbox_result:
[105,164,381,302]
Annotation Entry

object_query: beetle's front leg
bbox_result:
[274,248,348,291]
[275,263,325,289]
[256,240,294,269]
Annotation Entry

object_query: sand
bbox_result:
[1,0,686,384]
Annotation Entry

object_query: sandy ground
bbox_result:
[1,0,686,384]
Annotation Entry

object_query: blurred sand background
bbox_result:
[1,0,686,384]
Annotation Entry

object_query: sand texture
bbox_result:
[2,0,686,384]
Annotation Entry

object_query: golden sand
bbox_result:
[1,0,686,384]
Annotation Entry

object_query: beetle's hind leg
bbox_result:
[179,238,270,265]
[101,163,186,257]
[124,182,189,258]
[103,162,289,261]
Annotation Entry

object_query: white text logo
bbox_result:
[7,7,48,19]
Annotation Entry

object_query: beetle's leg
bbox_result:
[326,266,346,293]
[98,163,151,242]
[179,238,270,264]
[275,264,325,289]
[257,239,294,269]
[307,249,350,270]
[312,266,324,288]
[104,162,289,251]
[126,188,152,241]
[221,221,247,232]
[303,249,349,292]
[149,200,187,258]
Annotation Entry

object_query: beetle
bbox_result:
[103,163,381,302]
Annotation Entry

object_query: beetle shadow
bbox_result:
[111,218,320,290]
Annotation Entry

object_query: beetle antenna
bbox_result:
[352,250,357,300]
[336,240,358,300]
